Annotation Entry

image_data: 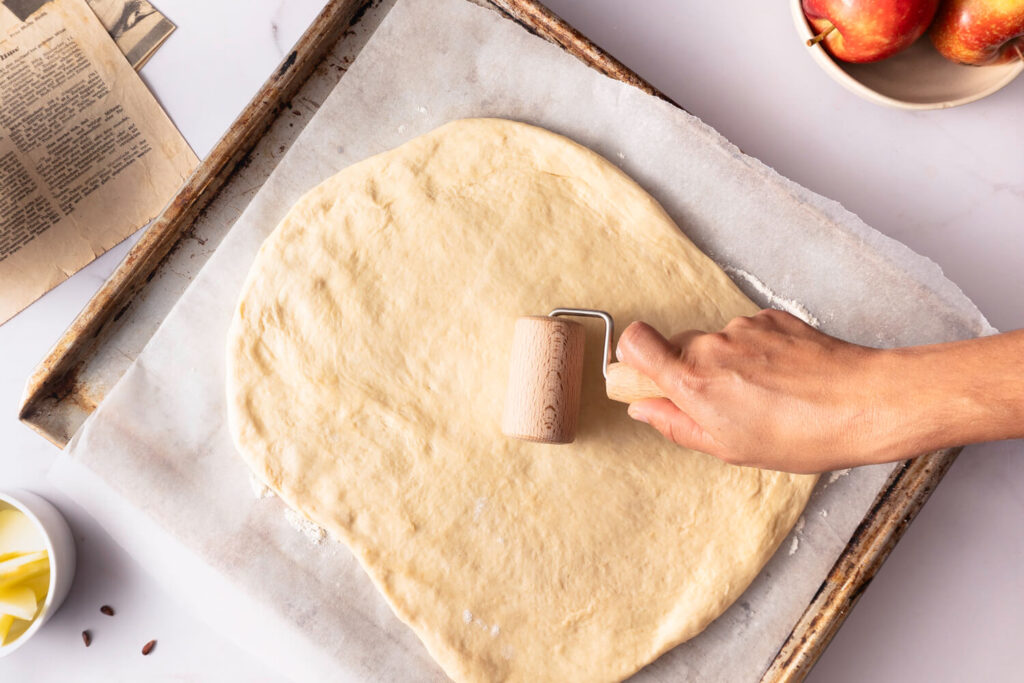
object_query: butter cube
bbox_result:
[20,570,49,602]
[0,510,45,555]
[0,585,37,621]
[0,551,48,590]
[0,614,13,646]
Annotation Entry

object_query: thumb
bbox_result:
[628,398,718,455]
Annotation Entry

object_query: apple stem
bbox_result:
[806,23,835,48]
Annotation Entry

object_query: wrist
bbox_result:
[881,345,972,456]
[875,334,1024,457]
[856,347,948,462]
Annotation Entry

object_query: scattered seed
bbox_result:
[142,639,156,656]
[100,605,114,616]
[82,630,91,647]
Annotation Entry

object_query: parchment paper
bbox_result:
[51,0,994,681]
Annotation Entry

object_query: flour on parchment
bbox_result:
[725,267,820,328]
[285,508,327,545]
[828,468,851,484]
[251,474,328,546]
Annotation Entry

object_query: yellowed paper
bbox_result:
[86,0,175,70]
[0,0,197,324]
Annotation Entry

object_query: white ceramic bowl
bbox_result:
[791,0,1024,109]
[0,490,76,657]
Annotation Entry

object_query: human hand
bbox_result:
[616,310,912,473]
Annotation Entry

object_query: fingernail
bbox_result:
[627,404,649,424]
[615,343,623,361]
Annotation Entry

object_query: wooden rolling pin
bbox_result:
[502,314,665,444]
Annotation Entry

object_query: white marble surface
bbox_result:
[1,1,1021,681]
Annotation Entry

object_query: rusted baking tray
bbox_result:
[17,0,961,680]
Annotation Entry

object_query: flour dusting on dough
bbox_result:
[795,515,806,534]
[285,508,326,545]
[788,537,799,556]
[473,497,487,522]
[725,267,820,328]
[468,616,500,636]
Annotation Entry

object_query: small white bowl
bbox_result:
[791,0,1024,109]
[0,490,76,657]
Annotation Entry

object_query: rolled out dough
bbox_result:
[227,118,817,682]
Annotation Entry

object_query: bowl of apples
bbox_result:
[792,0,1024,109]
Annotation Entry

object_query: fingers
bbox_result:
[617,321,712,399]
[617,323,716,454]
[627,398,717,455]
[616,321,686,390]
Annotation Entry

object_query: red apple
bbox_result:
[930,0,1024,65]
[803,0,941,62]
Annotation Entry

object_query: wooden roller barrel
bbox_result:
[502,316,585,444]
[502,315,667,444]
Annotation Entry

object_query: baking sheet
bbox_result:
[51,0,994,681]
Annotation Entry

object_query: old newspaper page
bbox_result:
[0,0,197,324]
[86,0,174,69]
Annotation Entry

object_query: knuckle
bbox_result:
[760,308,799,328]
[755,308,783,323]
[700,331,730,350]
[690,332,731,361]
[726,315,755,330]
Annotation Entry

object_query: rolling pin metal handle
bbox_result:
[548,308,666,404]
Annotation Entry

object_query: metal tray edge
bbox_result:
[763,447,960,682]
